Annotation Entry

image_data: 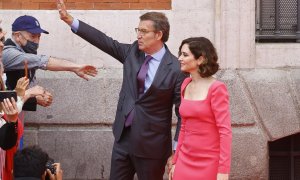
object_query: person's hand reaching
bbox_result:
[74,65,98,81]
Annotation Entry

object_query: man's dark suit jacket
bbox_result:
[75,21,185,160]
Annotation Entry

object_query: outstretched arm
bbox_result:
[47,57,98,81]
[55,0,130,63]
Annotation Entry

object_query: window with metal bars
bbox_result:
[269,133,300,180]
[256,0,300,42]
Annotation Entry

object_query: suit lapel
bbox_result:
[141,51,173,98]
[152,51,172,87]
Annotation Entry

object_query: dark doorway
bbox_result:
[269,133,300,180]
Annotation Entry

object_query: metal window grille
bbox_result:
[269,133,300,180]
[256,0,300,42]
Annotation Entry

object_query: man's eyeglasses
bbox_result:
[135,28,156,36]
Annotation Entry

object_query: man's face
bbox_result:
[15,31,41,47]
[136,20,162,54]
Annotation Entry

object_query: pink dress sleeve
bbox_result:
[211,83,232,173]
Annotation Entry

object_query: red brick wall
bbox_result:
[0,0,171,10]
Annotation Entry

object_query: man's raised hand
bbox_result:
[55,0,73,25]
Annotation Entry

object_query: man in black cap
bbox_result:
[2,15,98,111]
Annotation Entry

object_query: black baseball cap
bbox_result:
[12,15,49,34]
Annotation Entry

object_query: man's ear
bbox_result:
[155,31,163,41]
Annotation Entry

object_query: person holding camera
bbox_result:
[2,15,98,155]
[1,21,46,180]
[1,20,22,180]
[1,24,45,113]
[0,77,45,180]
[0,97,20,150]
[14,145,63,180]
[0,97,22,180]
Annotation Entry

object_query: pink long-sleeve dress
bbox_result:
[172,78,232,180]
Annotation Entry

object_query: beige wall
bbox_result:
[1,0,299,69]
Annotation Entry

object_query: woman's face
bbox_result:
[178,44,201,73]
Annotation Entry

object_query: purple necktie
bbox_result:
[124,55,153,127]
[137,55,153,95]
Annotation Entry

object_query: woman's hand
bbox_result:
[168,164,175,180]
[166,153,174,174]
[1,97,18,122]
[217,173,229,180]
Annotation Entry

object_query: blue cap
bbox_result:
[12,15,49,34]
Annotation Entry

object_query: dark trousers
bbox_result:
[109,127,167,180]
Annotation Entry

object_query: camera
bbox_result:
[45,159,56,180]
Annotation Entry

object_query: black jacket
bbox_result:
[3,39,37,111]
[0,119,18,150]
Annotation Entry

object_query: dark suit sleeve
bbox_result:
[75,20,132,64]
[0,121,18,150]
[22,97,37,111]
[173,72,186,141]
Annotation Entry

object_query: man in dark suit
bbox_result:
[56,1,185,179]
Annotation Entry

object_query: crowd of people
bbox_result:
[0,0,232,179]
[0,13,97,179]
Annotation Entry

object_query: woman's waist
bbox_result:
[184,121,217,132]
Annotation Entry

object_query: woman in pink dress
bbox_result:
[169,37,232,180]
